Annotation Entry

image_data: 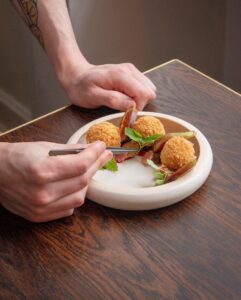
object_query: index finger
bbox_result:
[43,141,107,182]
[111,71,155,105]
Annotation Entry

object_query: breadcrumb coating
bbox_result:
[86,122,121,147]
[133,116,165,137]
[161,136,196,170]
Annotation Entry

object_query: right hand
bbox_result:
[59,62,156,111]
[0,141,112,222]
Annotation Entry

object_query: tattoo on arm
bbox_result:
[10,0,44,48]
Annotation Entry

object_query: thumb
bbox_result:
[98,89,136,111]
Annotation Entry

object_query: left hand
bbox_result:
[59,62,156,111]
[0,141,111,222]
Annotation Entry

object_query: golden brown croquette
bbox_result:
[133,116,165,137]
[86,122,121,147]
[161,136,196,170]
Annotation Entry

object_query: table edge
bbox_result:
[0,105,69,137]
[175,59,241,97]
[1,58,240,138]
[0,59,176,137]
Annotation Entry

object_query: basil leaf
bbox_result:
[142,133,163,145]
[125,128,143,143]
[101,158,118,172]
[125,128,163,148]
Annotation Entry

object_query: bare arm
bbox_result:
[11,0,44,47]
[1,0,157,222]
[10,0,156,111]
[10,0,89,78]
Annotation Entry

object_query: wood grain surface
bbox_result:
[0,60,240,300]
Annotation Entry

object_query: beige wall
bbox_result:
[0,0,67,128]
[0,0,239,131]
[70,0,226,78]
[0,1,33,108]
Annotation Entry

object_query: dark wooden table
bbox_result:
[0,59,240,300]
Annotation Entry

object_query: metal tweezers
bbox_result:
[49,147,138,156]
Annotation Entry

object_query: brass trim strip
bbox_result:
[0,59,176,137]
[143,59,176,74]
[1,58,239,137]
[0,105,69,137]
[175,59,241,97]
[144,59,240,96]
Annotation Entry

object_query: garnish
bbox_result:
[155,171,166,186]
[119,106,137,142]
[146,159,159,170]
[125,128,163,149]
[101,158,118,172]
[146,159,167,186]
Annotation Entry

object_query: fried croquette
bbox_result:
[86,121,121,147]
[133,116,165,137]
[161,136,196,170]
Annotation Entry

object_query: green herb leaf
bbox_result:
[125,128,143,143]
[142,133,163,145]
[155,171,166,185]
[101,158,118,172]
[125,128,163,148]
[154,171,165,180]
[146,160,166,186]
[155,179,166,186]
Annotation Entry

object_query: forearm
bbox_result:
[10,0,44,47]
[38,0,90,78]
[10,0,156,112]
[10,0,89,80]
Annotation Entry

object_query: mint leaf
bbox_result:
[101,158,118,172]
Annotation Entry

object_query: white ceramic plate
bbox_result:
[68,112,213,210]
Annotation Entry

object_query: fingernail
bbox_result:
[126,100,135,109]
[137,103,144,111]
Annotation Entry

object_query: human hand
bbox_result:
[0,141,112,222]
[59,62,157,111]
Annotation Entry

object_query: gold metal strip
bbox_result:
[1,58,239,137]
[0,60,175,136]
[143,59,176,74]
[0,105,69,137]
[175,59,241,97]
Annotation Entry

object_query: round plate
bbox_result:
[68,112,213,210]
